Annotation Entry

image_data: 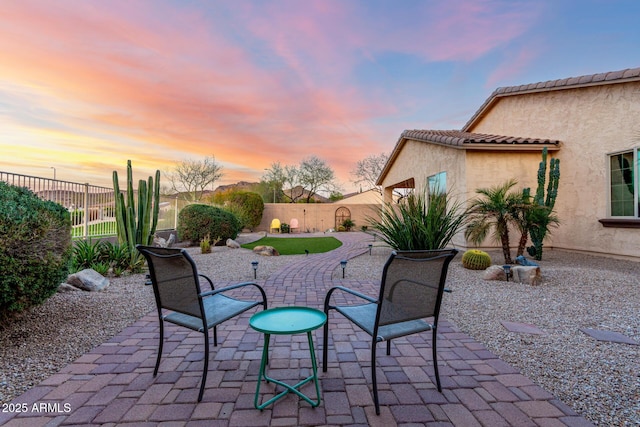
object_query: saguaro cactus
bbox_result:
[527,148,560,260]
[113,160,160,266]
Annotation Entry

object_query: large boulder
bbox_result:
[483,265,506,281]
[252,245,280,256]
[66,269,110,292]
[512,266,542,286]
[226,238,241,249]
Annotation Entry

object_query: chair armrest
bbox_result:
[200,281,268,308]
[324,285,377,311]
[198,274,215,290]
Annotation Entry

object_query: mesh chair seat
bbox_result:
[165,294,264,332]
[336,304,433,341]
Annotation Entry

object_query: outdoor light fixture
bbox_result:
[251,261,259,279]
[340,259,347,278]
[502,265,512,282]
[368,244,373,255]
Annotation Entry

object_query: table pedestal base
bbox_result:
[254,332,322,410]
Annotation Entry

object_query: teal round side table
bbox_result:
[250,306,327,410]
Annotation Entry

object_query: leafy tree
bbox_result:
[351,152,389,193]
[167,155,224,202]
[298,156,336,203]
[263,157,337,203]
[261,162,287,202]
[465,179,524,264]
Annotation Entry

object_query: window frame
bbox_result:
[427,171,446,196]
[607,148,638,218]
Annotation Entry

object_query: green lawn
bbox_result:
[241,236,342,255]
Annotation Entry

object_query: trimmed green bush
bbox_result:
[461,249,492,270]
[0,182,72,323]
[177,204,241,246]
[213,190,264,231]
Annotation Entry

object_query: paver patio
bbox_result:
[0,233,594,426]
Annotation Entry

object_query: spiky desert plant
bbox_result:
[461,249,492,270]
[369,188,468,251]
[113,160,160,267]
[526,148,560,260]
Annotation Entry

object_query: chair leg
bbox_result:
[198,329,210,402]
[322,319,329,373]
[432,327,442,392]
[386,340,391,355]
[213,326,218,347]
[154,320,164,377]
[371,340,380,415]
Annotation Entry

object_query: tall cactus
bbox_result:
[527,148,560,260]
[113,160,160,266]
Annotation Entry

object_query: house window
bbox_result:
[428,172,446,195]
[609,149,638,217]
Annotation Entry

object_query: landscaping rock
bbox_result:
[252,245,280,256]
[57,283,80,293]
[512,266,542,286]
[483,265,506,281]
[66,269,110,292]
[226,238,241,249]
[153,233,175,248]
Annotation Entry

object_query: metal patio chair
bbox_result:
[137,245,268,402]
[323,249,458,414]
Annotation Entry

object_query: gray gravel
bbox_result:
[1,241,638,426]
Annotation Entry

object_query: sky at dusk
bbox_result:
[1,0,639,193]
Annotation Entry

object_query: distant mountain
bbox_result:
[213,181,259,193]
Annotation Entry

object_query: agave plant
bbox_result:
[369,189,468,251]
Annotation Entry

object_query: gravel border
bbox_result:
[1,242,638,426]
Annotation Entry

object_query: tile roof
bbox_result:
[401,129,560,148]
[463,66,640,131]
[376,130,559,185]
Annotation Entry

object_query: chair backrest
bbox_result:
[137,245,204,319]
[376,249,458,327]
[290,218,299,228]
[270,218,281,229]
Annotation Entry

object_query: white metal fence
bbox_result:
[1,171,178,240]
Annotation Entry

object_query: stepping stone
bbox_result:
[580,328,639,345]
[501,321,545,335]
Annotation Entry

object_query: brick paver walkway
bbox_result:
[0,233,594,426]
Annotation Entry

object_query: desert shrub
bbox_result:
[70,240,103,272]
[177,204,241,245]
[0,182,72,323]
[70,240,136,275]
[216,190,264,231]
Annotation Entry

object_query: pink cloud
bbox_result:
[0,0,546,191]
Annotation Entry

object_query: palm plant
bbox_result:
[465,179,524,264]
[369,188,468,251]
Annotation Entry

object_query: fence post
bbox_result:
[83,183,89,240]
[174,197,179,230]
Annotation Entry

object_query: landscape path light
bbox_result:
[251,261,259,279]
[340,259,347,278]
[502,265,512,282]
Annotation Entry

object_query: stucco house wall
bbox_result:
[377,67,640,259]
[468,82,640,256]
[380,140,467,201]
